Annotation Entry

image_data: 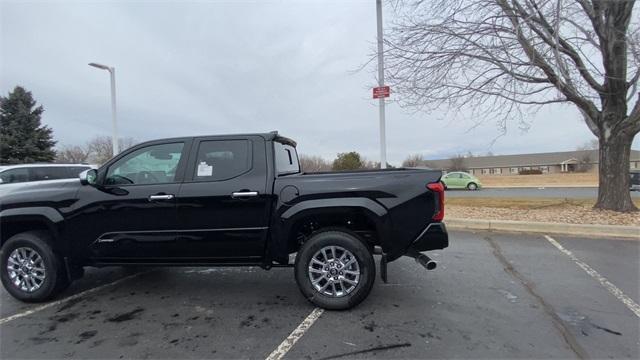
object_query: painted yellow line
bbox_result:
[544,235,640,318]
[0,272,143,325]
[265,307,324,360]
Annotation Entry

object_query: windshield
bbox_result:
[274,141,300,176]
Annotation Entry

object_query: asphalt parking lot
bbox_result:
[1,230,638,359]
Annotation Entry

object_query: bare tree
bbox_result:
[362,159,395,169]
[55,145,90,164]
[576,138,598,171]
[402,153,424,167]
[386,0,639,211]
[577,152,595,172]
[578,138,599,150]
[87,136,137,165]
[449,154,467,171]
[299,155,331,172]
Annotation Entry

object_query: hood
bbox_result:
[0,179,81,210]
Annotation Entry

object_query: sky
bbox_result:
[1,0,638,166]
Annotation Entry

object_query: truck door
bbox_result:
[175,136,271,261]
[72,141,189,261]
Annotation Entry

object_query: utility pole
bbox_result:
[376,0,387,169]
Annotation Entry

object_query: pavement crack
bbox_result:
[316,343,411,360]
[591,323,622,336]
[484,236,589,359]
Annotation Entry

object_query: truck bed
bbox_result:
[273,168,444,260]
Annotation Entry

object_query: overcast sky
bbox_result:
[1,0,637,165]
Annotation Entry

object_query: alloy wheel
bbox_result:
[308,245,360,297]
[6,247,46,293]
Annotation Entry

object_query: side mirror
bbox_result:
[79,169,98,186]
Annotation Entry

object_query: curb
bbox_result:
[446,218,640,240]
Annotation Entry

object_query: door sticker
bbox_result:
[197,162,213,177]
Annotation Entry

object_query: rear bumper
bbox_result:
[411,222,449,252]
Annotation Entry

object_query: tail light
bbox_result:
[427,182,445,222]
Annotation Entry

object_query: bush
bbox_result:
[519,169,543,175]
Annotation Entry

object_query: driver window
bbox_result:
[105,142,184,185]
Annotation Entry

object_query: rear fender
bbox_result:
[269,198,393,262]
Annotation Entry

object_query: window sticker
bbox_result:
[197,162,213,177]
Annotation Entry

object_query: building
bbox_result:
[424,150,640,176]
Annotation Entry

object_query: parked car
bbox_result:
[0,132,448,310]
[0,164,95,197]
[631,170,640,191]
[441,171,482,190]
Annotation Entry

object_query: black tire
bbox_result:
[1,231,67,302]
[467,182,478,190]
[294,230,375,310]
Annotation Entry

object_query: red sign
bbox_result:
[373,86,390,99]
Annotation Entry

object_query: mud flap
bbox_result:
[380,253,388,283]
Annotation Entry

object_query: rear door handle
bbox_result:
[148,194,175,201]
[231,191,259,198]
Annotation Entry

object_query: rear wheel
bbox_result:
[294,230,375,310]
[1,231,67,302]
[467,182,478,190]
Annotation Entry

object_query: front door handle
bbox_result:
[231,191,259,198]
[148,194,175,201]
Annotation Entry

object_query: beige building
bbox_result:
[424,150,640,176]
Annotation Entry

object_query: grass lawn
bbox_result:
[447,197,640,226]
[447,197,640,210]
[477,173,597,187]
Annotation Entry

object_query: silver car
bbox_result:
[0,164,95,197]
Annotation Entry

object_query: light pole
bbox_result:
[376,0,387,169]
[89,62,119,156]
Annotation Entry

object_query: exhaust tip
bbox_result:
[414,253,437,271]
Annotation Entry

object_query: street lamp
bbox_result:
[89,62,119,156]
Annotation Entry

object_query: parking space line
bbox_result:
[0,272,144,325]
[265,307,324,360]
[544,235,640,318]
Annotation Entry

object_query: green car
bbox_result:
[441,171,482,190]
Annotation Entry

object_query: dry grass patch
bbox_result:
[447,197,640,226]
[478,173,597,187]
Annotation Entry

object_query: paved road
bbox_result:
[1,230,638,359]
[447,187,640,198]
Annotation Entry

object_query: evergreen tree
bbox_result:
[0,86,56,164]
[332,152,364,171]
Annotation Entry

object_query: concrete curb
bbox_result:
[446,218,640,240]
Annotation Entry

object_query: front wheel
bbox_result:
[1,231,67,302]
[294,230,375,310]
[467,182,478,190]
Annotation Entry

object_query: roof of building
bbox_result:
[424,149,640,169]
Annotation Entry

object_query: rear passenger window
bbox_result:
[68,167,91,177]
[0,168,29,184]
[30,167,69,181]
[192,140,251,181]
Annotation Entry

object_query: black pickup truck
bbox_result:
[0,132,448,309]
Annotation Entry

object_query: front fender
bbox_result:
[0,207,64,249]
